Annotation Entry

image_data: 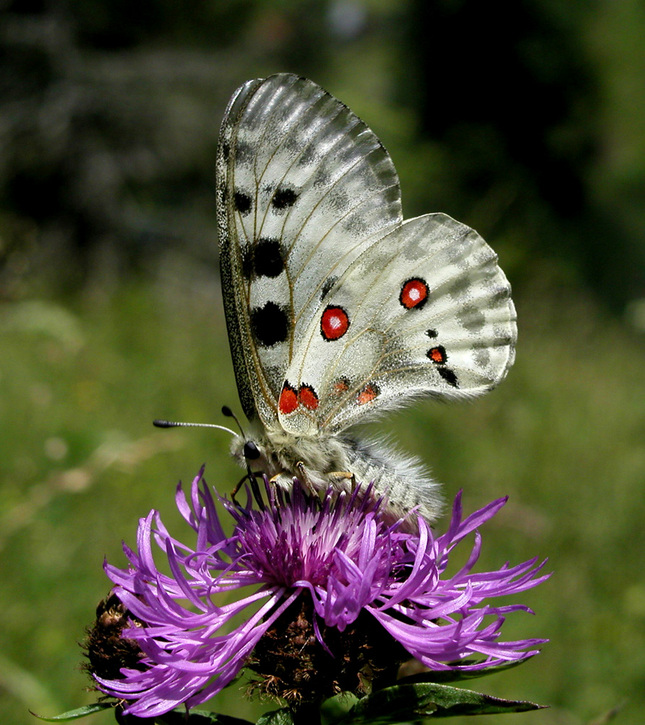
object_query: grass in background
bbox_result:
[1,262,644,724]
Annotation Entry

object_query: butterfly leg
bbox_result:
[231,471,266,510]
[267,468,316,497]
[295,461,319,497]
[328,470,357,493]
[231,474,245,503]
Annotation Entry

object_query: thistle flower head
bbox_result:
[90,468,548,718]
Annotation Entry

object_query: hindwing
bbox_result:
[278,213,517,435]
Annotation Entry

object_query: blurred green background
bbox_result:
[1,1,645,723]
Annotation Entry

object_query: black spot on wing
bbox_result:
[437,366,459,387]
[321,275,338,300]
[426,328,438,339]
[235,140,253,164]
[254,238,284,278]
[234,191,252,215]
[492,286,512,303]
[251,302,290,347]
[272,187,298,210]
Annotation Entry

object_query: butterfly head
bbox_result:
[229,428,276,478]
[243,439,261,461]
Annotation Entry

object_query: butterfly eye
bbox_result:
[243,441,261,460]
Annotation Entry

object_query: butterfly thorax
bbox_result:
[231,427,352,486]
[230,426,444,530]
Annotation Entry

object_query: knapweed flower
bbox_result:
[91,468,548,718]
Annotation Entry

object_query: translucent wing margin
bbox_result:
[216,74,403,426]
[279,213,517,435]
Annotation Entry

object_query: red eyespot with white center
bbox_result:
[399,278,429,309]
[321,305,350,340]
[279,382,298,414]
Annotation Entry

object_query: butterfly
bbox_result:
[215,73,516,529]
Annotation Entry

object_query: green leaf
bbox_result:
[256,707,295,725]
[321,693,359,725]
[337,683,546,723]
[32,703,255,725]
[30,702,113,721]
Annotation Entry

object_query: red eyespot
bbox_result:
[298,384,319,410]
[334,377,350,393]
[400,278,429,309]
[279,382,298,414]
[357,383,380,405]
[427,345,447,364]
[321,305,350,340]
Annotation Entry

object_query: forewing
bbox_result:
[279,213,517,434]
[216,74,402,426]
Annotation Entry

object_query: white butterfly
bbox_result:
[215,73,516,529]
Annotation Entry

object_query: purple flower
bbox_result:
[94,468,549,718]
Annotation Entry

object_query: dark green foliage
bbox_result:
[2,1,645,306]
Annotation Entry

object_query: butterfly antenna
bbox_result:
[153,419,238,438]
[221,405,247,437]
[155,410,264,509]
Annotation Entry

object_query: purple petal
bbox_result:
[96,470,549,716]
